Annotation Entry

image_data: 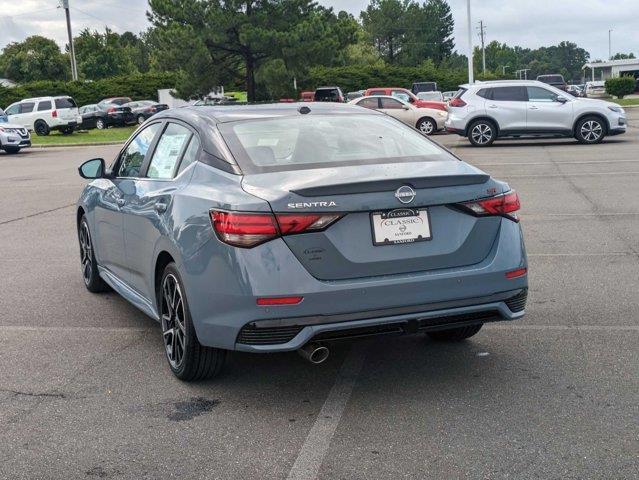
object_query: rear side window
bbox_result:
[20,102,35,113]
[147,123,192,179]
[357,98,379,109]
[37,101,52,111]
[490,87,527,102]
[118,123,162,177]
[55,97,76,109]
[177,136,201,175]
[476,88,491,99]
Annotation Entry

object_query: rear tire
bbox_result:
[95,119,106,130]
[60,126,74,135]
[416,117,436,135]
[3,147,20,154]
[427,324,483,341]
[78,215,110,293]
[575,115,606,144]
[159,263,226,381]
[467,119,497,147]
[137,115,146,125]
[34,120,50,136]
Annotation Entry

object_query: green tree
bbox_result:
[361,0,409,64]
[611,52,636,60]
[0,36,69,83]
[74,28,138,80]
[148,0,357,101]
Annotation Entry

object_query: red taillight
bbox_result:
[107,107,116,113]
[51,110,57,118]
[505,267,527,279]
[449,97,467,107]
[459,191,521,221]
[210,211,342,248]
[256,296,303,306]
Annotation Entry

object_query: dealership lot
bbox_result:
[1,111,637,479]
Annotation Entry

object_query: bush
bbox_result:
[0,72,180,108]
[605,76,636,99]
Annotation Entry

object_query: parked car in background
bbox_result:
[4,96,82,136]
[445,80,626,146]
[79,104,113,130]
[364,87,447,112]
[536,74,567,91]
[416,91,445,102]
[346,90,365,101]
[411,81,438,94]
[299,91,314,102]
[566,85,585,97]
[75,102,527,380]
[97,97,132,110]
[442,91,458,102]
[349,95,447,135]
[0,107,31,153]
[585,81,606,97]
[314,86,345,102]
[96,97,135,126]
[192,96,238,106]
[124,100,169,124]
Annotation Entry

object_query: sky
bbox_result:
[0,0,636,64]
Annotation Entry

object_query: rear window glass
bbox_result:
[315,89,340,101]
[538,75,564,83]
[453,88,467,99]
[219,114,451,174]
[476,88,491,99]
[55,97,76,109]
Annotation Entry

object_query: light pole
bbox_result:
[61,0,78,81]
[466,0,474,84]
[608,29,612,60]
[501,65,509,76]
[478,20,486,74]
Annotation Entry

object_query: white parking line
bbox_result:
[474,159,639,166]
[528,252,636,257]
[287,344,366,480]
[503,171,639,178]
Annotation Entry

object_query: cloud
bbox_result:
[1,0,636,63]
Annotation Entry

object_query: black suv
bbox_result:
[536,75,567,91]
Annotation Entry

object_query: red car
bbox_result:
[363,87,447,112]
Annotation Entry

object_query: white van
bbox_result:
[585,81,606,98]
[4,96,83,136]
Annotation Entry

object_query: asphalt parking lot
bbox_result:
[1,112,638,480]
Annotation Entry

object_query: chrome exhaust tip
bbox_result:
[298,343,330,364]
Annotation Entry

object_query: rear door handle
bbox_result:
[154,202,167,213]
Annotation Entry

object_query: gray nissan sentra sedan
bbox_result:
[76,102,528,381]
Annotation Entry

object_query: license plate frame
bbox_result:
[370,208,432,246]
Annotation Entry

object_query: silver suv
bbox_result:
[445,80,627,146]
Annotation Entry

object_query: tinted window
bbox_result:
[55,97,76,109]
[357,98,379,109]
[490,87,527,101]
[177,136,201,175]
[453,88,467,99]
[117,123,161,177]
[369,90,385,96]
[380,98,404,109]
[147,123,191,179]
[314,89,340,102]
[476,88,491,99]
[20,102,35,113]
[527,87,557,102]
[538,75,564,84]
[37,101,52,111]
[219,114,449,174]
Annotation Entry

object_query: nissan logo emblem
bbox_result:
[394,185,416,204]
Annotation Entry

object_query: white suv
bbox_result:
[445,80,626,146]
[4,96,82,136]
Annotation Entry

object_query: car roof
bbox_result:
[20,96,73,102]
[460,80,548,89]
[158,102,378,124]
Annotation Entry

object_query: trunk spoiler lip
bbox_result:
[290,174,490,197]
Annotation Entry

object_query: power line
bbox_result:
[0,7,59,20]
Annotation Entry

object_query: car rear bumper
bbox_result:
[182,217,527,351]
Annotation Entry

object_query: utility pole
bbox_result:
[477,20,486,74]
[608,29,612,60]
[62,0,78,81]
[466,0,474,84]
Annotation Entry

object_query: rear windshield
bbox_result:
[537,75,564,83]
[55,97,77,109]
[219,114,451,173]
[314,89,340,101]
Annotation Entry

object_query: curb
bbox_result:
[30,141,125,149]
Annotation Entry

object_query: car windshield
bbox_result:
[0,108,6,122]
[219,113,451,173]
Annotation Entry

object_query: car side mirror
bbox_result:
[555,96,568,103]
[78,158,105,179]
